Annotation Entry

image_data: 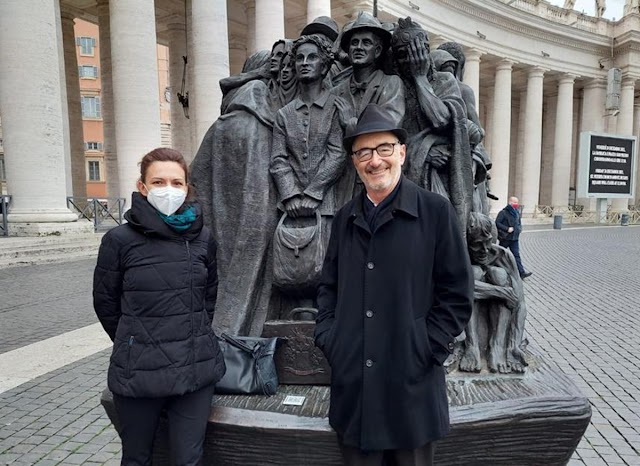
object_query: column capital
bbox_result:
[583,77,607,90]
[527,66,548,78]
[557,74,577,86]
[495,59,515,71]
[465,48,484,61]
[621,76,637,89]
[60,10,76,22]
[165,19,187,32]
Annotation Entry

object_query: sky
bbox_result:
[547,0,625,20]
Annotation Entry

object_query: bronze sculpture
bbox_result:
[460,212,528,373]
[391,17,474,235]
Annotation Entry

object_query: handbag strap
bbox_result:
[220,333,259,355]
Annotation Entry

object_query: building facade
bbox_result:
[0,0,639,235]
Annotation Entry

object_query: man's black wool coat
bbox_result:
[315,177,473,451]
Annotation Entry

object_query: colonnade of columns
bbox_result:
[471,52,638,215]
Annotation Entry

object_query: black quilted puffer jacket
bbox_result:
[93,192,225,398]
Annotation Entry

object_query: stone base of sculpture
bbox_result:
[101,345,590,465]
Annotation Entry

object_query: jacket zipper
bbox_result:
[126,335,134,378]
[186,239,195,390]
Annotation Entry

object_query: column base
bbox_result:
[7,209,80,223]
[7,219,94,237]
[610,198,629,211]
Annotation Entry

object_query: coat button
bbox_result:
[365,359,374,368]
[367,262,374,270]
[365,310,373,318]
[448,341,455,351]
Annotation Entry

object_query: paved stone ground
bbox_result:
[0,259,97,354]
[0,351,120,465]
[521,226,640,466]
[0,226,639,465]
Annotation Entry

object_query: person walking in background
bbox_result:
[315,104,474,465]
[495,196,532,279]
[93,148,225,466]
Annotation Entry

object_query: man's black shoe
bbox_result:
[520,272,532,279]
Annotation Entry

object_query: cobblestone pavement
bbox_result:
[0,259,98,354]
[522,226,640,466]
[0,350,120,465]
[0,226,639,465]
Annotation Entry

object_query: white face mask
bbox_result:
[145,185,187,216]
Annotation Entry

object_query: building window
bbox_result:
[81,96,101,119]
[85,141,103,151]
[78,65,98,79]
[0,156,6,182]
[87,160,101,181]
[76,36,96,56]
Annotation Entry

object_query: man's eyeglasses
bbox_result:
[352,142,401,162]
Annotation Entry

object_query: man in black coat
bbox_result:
[315,104,474,465]
[495,196,532,279]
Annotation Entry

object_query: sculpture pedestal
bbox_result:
[101,348,590,465]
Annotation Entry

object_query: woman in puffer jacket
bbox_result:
[93,147,225,466]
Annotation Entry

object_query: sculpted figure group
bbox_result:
[191,12,528,374]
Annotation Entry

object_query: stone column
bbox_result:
[0,0,81,231]
[96,0,119,199]
[540,96,556,207]
[166,20,193,161]
[246,1,257,55]
[578,79,606,210]
[191,0,230,148]
[186,0,199,155]
[520,67,545,216]
[110,0,161,199]
[610,78,635,211]
[61,12,87,199]
[508,97,520,197]
[634,104,640,206]
[255,0,285,51]
[551,75,575,210]
[482,85,495,156]
[514,90,527,197]
[307,0,331,24]
[229,33,247,76]
[489,60,513,213]
[463,49,483,107]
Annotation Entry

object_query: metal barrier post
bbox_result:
[0,195,10,237]
[93,198,99,231]
[553,215,563,230]
[621,213,630,226]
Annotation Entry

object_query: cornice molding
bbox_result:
[402,0,611,56]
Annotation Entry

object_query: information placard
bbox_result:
[577,132,637,199]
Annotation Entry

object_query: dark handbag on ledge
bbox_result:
[215,333,280,396]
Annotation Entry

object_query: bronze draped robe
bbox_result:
[402,71,473,235]
[190,80,278,336]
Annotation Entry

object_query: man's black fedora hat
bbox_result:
[343,104,408,152]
